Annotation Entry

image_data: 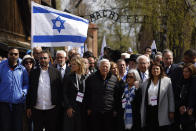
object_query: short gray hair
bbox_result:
[127,69,141,81]
[155,54,162,59]
[56,50,66,57]
[163,49,173,57]
[98,59,111,69]
[136,55,150,63]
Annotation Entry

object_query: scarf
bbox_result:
[121,70,128,82]
[124,84,136,129]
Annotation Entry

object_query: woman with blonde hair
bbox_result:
[110,62,121,81]
[63,56,87,131]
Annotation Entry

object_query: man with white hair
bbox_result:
[86,59,118,131]
[54,50,70,79]
[136,55,150,82]
[154,54,163,64]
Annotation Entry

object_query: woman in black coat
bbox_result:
[63,56,86,131]
[179,63,196,131]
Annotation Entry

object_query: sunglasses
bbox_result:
[40,57,48,60]
[9,53,19,56]
[24,61,33,64]
[126,75,134,79]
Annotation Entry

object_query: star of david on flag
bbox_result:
[31,1,89,48]
[52,16,65,33]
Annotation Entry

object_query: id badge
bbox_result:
[150,96,157,106]
[76,92,84,103]
[122,98,126,108]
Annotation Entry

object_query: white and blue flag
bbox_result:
[100,35,106,56]
[31,1,89,48]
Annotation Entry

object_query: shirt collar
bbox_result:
[57,64,66,70]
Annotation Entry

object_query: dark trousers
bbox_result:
[144,125,169,131]
[63,111,82,131]
[0,102,24,131]
[145,105,170,131]
[180,113,195,131]
[91,111,114,131]
[32,107,58,131]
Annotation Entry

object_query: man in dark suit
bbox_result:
[162,49,178,78]
[54,50,70,79]
[54,50,70,130]
[162,49,184,131]
[26,51,62,131]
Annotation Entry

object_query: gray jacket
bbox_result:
[140,76,175,127]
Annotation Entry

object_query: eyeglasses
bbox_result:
[56,56,65,59]
[126,75,134,79]
[9,53,19,56]
[24,61,33,65]
[40,57,48,60]
[34,52,41,55]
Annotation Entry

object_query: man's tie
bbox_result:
[59,67,63,78]
[165,67,169,75]
[143,73,146,81]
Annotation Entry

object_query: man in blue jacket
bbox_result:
[0,47,29,131]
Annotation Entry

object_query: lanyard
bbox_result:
[76,74,86,93]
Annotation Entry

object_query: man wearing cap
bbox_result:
[0,47,29,131]
[128,54,138,70]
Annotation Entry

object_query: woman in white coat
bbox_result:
[140,62,175,131]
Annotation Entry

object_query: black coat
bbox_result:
[85,70,118,112]
[188,75,196,111]
[26,66,62,109]
[53,64,71,79]
[167,64,183,109]
[163,63,178,78]
[179,79,192,107]
[179,76,196,128]
[63,72,86,131]
[115,81,141,131]
[63,72,86,110]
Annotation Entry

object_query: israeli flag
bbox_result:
[31,1,89,48]
[78,46,85,57]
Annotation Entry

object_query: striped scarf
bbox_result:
[124,84,136,129]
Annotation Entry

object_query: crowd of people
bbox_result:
[0,46,196,131]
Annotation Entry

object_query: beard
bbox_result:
[40,61,49,68]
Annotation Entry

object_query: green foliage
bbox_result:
[116,0,195,62]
